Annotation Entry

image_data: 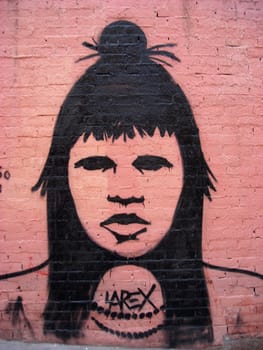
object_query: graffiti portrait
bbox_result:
[1,18,262,349]
[30,20,216,346]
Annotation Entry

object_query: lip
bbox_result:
[100,213,151,227]
[100,213,150,244]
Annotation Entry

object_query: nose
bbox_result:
[107,159,144,205]
[107,195,145,207]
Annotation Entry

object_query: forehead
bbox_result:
[70,130,180,159]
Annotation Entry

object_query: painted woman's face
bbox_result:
[69,130,183,258]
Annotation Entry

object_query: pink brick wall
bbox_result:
[0,0,262,348]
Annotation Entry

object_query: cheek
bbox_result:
[140,170,183,227]
[68,169,109,221]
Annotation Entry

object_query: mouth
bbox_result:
[100,213,150,244]
[100,213,150,226]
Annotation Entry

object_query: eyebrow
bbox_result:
[132,155,173,174]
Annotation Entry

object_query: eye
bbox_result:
[74,156,117,173]
[132,155,173,174]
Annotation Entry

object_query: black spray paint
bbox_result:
[0,165,11,193]
[31,20,216,345]
[0,19,261,347]
[5,296,34,338]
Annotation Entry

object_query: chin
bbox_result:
[113,240,158,259]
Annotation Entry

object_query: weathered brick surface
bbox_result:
[0,0,262,348]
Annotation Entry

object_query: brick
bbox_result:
[0,0,263,348]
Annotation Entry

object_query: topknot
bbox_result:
[98,21,147,56]
[77,20,180,66]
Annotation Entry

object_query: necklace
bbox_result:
[91,316,165,339]
[91,301,165,320]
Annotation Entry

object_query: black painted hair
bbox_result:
[33,21,216,346]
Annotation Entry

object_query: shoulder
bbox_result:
[205,266,263,341]
[0,266,48,341]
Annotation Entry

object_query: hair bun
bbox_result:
[98,21,147,61]
[77,21,179,67]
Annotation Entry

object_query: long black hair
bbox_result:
[33,21,216,346]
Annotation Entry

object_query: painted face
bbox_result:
[68,130,183,258]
